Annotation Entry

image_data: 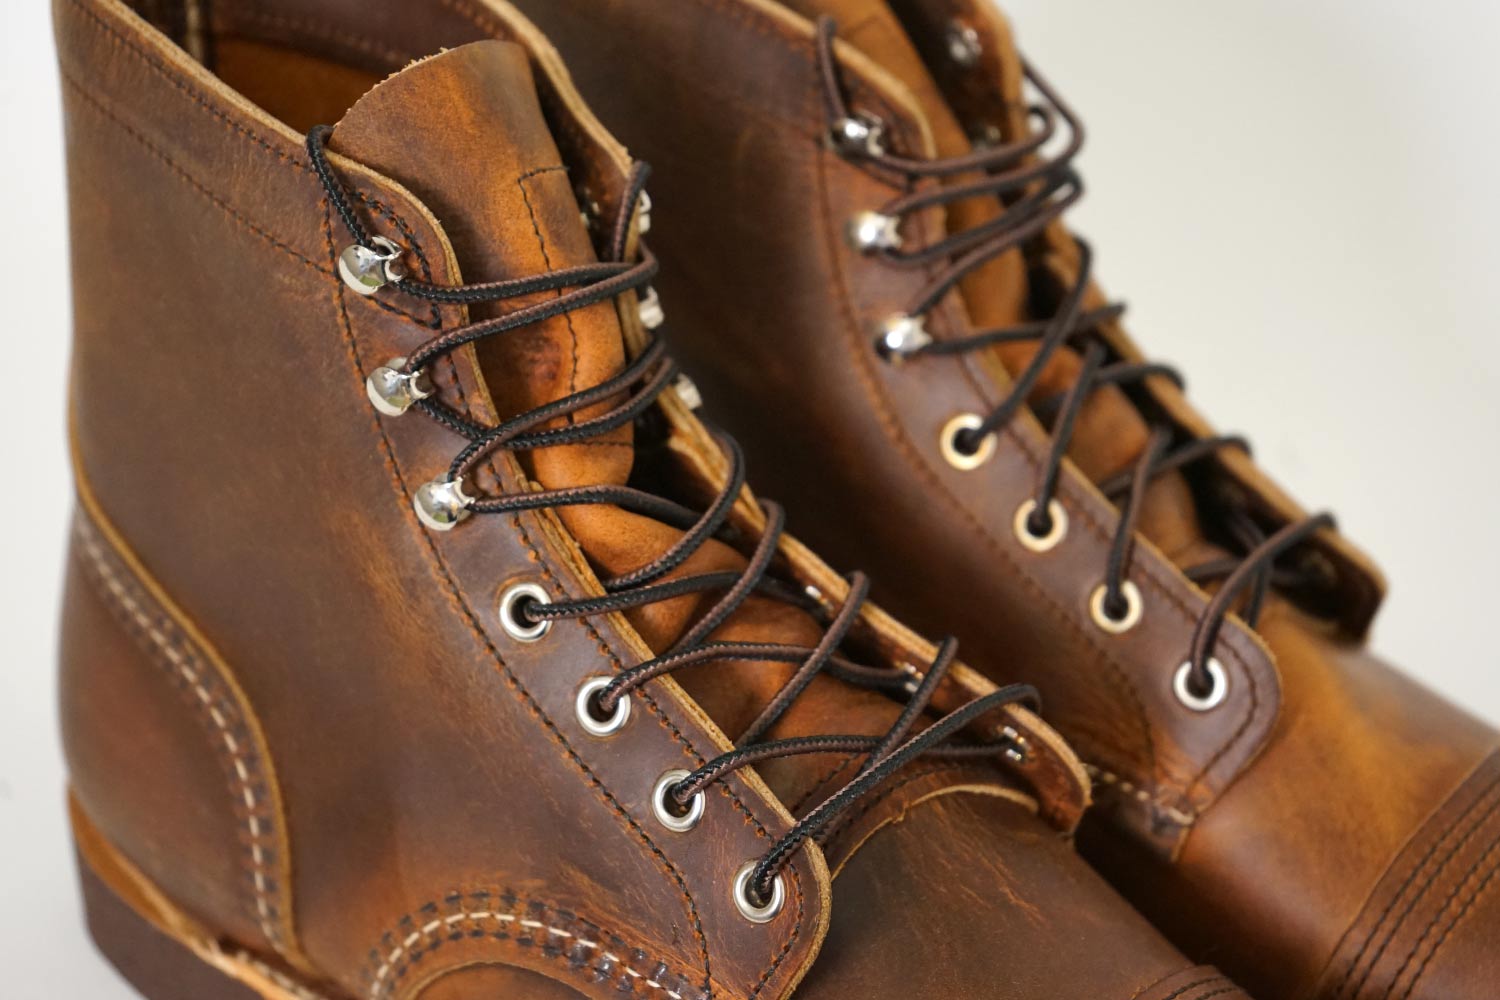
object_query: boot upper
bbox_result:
[55,1,1254,998]
[498,0,1500,997]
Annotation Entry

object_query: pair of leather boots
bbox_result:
[54,1,1498,998]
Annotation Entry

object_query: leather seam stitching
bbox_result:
[1334,765,1500,998]
[1085,762,1197,826]
[1383,809,1500,999]
[72,514,285,952]
[811,96,1178,814]
[322,207,716,992]
[365,891,701,1000]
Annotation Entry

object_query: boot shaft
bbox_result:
[502,2,1500,998]
[56,1,838,990]
[57,7,1138,1000]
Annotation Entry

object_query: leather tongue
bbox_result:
[327,41,953,809]
[329,41,632,498]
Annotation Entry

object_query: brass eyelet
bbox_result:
[1013,498,1068,553]
[941,414,996,471]
[1089,581,1143,635]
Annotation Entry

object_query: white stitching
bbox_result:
[1085,762,1197,827]
[367,908,686,1000]
[75,517,283,949]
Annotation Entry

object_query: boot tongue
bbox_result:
[328,41,937,807]
[792,0,1209,562]
[329,41,632,496]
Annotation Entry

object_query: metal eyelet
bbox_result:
[338,235,405,296]
[365,357,434,416]
[651,769,705,833]
[1089,580,1143,635]
[732,861,786,924]
[846,210,902,253]
[638,286,665,330]
[946,20,983,68]
[413,477,473,532]
[575,676,632,737]
[637,190,653,234]
[1013,498,1068,553]
[498,582,551,642]
[940,414,997,471]
[1000,725,1031,765]
[673,373,703,411]
[875,313,932,359]
[1173,658,1229,712]
[829,112,887,158]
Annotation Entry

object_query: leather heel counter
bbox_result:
[60,507,295,959]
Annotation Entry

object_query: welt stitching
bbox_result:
[366,891,700,1000]
[1383,810,1500,999]
[1340,770,1500,999]
[323,209,715,992]
[73,516,284,951]
[809,91,1173,806]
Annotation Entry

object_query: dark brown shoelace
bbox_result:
[814,18,1336,699]
[308,126,1037,905]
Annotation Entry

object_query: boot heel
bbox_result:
[71,796,321,1000]
[77,847,263,1000]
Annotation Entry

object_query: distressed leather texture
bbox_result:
[501,0,1500,997]
[55,0,1253,998]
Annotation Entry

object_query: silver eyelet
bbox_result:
[651,769,705,833]
[413,477,473,532]
[1013,498,1068,553]
[365,356,434,416]
[1000,725,1031,764]
[498,582,551,642]
[637,190,653,234]
[1173,658,1229,712]
[575,676,632,737]
[638,286,665,330]
[732,861,786,924]
[1089,580,1143,635]
[946,20,983,68]
[672,373,703,411]
[876,313,932,359]
[829,112,887,158]
[338,235,405,296]
[940,414,996,471]
[846,210,902,253]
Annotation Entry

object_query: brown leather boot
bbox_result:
[55,2,1256,999]
[501,0,1500,998]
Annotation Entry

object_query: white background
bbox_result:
[3,0,1498,995]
